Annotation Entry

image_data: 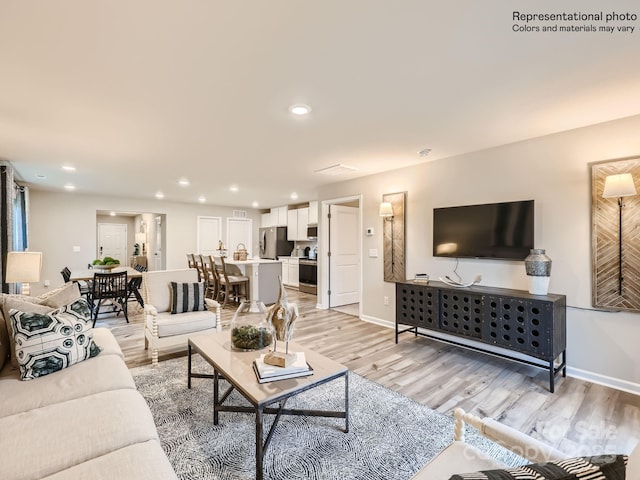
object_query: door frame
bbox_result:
[319,194,363,311]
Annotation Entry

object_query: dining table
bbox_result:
[69,266,142,282]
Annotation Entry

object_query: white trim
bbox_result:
[566,367,640,396]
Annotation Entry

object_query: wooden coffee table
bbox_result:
[187,332,349,480]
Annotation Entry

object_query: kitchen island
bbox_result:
[223,258,283,305]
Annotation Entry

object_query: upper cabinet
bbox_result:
[269,206,288,226]
[261,212,271,227]
[308,201,318,224]
[287,207,309,241]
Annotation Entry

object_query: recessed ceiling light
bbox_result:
[178,178,190,186]
[290,192,299,200]
[110,211,116,216]
[62,165,76,172]
[155,191,165,199]
[251,201,259,208]
[230,185,239,192]
[314,164,359,176]
[418,148,432,157]
[63,184,75,191]
[198,196,206,203]
[289,104,311,116]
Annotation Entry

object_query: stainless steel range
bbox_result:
[298,258,317,295]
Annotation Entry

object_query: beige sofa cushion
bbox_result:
[38,282,81,309]
[143,268,198,313]
[149,310,217,337]
[0,354,135,418]
[42,440,178,480]
[411,441,505,480]
[0,389,159,480]
[92,327,125,359]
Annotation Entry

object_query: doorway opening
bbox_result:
[96,211,165,270]
[319,195,362,315]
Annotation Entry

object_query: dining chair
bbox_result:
[187,253,196,269]
[90,271,129,326]
[199,255,217,300]
[61,267,92,298]
[215,256,249,308]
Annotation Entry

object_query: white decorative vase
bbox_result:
[524,249,552,295]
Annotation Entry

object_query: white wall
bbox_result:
[318,114,640,392]
[28,191,261,294]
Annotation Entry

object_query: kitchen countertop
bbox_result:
[224,258,282,265]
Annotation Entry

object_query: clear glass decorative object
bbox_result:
[230,300,273,351]
[264,277,300,367]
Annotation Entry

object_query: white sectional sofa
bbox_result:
[0,286,177,480]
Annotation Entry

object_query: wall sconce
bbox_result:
[380,193,406,282]
[602,173,637,295]
[5,251,42,295]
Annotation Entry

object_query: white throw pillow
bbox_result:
[9,297,101,380]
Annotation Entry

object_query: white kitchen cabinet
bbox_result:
[280,257,290,285]
[287,207,309,241]
[287,209,298,241]
[297,207,309,240]
[308,201,318,224]
[288,257,299,287]
[261,212,271,227]
[271,206,288,226]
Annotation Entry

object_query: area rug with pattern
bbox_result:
[131,355,525,480]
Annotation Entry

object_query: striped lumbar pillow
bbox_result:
[170,282,205,314]
[449,454,627,480]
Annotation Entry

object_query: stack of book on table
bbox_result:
[414,273,429,283]
[253,352,313,383]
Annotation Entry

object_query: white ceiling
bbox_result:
[1,1,639,208]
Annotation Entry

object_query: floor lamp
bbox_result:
[5,251,43,295]
[602,173,637,296]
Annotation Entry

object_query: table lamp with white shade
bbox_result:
[5,251,42,295]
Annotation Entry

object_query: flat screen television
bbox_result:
[433,200,534,260]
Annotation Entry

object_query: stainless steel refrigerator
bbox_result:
[259,227,293,259]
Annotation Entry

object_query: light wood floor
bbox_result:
[105,289,640,456]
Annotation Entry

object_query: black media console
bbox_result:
[395,280,567,392]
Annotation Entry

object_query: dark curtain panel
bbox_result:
[0,162,17,294]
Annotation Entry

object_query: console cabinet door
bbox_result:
[482,296,553,360]
[395,283,438,329]
[439,290,483,339]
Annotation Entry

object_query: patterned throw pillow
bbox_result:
[449,454,627,480]
[170,282,206,314]
[9,297,101,380]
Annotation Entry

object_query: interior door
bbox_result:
[97,223,127,263]
[227,218,253,256]
[197,216,222,256]
[329,205,360,306]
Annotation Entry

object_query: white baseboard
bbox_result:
[354,314,640,395]
[566,367,640,396]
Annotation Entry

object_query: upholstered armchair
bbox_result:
[142,268,221,365]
